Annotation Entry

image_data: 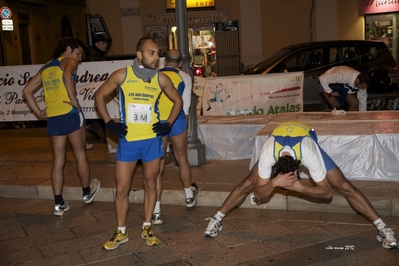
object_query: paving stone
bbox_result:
[0,124,398,265]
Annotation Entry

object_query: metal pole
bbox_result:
[175,0,206,166]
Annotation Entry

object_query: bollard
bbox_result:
[187,92,206,166]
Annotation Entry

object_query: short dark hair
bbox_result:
[52,37,86,59]
[136,37,153,52]
[270,156,301,179]
[358,73,370,85]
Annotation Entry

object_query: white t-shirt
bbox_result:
[258,136,327,182]
[179,69,192,115]
[319,66,367,111]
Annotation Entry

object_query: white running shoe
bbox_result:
[377,227,398,249]
[53,202,70,216]
[204,217,223,238]
[186,182,199,207]
[83,178,101,204]
[152,212,163,225]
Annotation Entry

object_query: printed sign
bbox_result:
[362,0,399,14]
[2,19,13,31]
[202,72,304,116]
[0,60,133,122]
[193,76,206,115]
[166,0,215,9]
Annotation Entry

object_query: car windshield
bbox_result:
[247,48,292,74]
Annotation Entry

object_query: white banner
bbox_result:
[0,60,134,122]
[193,76,206,116]
[202,72,304,116]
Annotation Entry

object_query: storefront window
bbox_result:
[192,32,213,65]
[365,13,398,62]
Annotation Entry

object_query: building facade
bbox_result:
[4,0,399,69]
[85,0,366,71]
[0,0,86,66]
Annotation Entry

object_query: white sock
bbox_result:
[184,187,193,198]
[373,218,386,231]
[143,222,151,229]
[118,226,126,234]
[154,201,161,213]
[215,211,225,222]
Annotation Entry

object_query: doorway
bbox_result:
[365,13,398,63]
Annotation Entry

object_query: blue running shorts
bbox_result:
[309,128,337,171]
[47,110,85,136]
[161,118,186,137]
[116,136,164,163]
[318,146,337,172]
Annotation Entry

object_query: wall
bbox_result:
[315,0,337,41]
[85,0,124,56]
[239,0,262,66]
[0,0,367,66]
[336,0,364,40]
[0,0,86,66]
[41,2,87,62]
[82,0,366,67]
[315,0,363,41]
[120,0,142,55]
[138,0,166,33]
[259,0,314,58]
[0,0,22,65]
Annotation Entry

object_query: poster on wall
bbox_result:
[145,25,168,57]
[202,72,304,116]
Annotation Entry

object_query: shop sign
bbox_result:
[166,0,215,9]
[155,10,227,25]
[362,0,399,14]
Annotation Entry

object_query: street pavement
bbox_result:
[0,123,398,265]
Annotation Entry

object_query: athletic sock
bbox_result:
[143,222,151,229]
[82,186,90,195]
[154,201,161,213]
[118,226,126,234]
[214,211,225,222]
[373,218,387,231]
[54,194,64,205]
[184,187,193,198]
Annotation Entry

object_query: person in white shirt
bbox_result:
[319,66,369,111]
[203,121,397,250]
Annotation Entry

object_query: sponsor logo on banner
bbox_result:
[0,60,132,121]
[201,72,304,116]
[193,76,206,116]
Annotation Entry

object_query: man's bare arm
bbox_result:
[159,72,183,125]
[94,68,126,123]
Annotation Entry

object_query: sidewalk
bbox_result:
[0,125,398,265]
[0,198,398,265]
[1,126,399,216]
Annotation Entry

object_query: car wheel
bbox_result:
[367,98,389,110]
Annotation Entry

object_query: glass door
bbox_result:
[365,13,398,63]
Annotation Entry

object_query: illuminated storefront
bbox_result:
[363,0,399,63]
[143,0,240,77]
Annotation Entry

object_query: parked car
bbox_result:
[243,40,399,110]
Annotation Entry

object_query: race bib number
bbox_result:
[128,103,152,124]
